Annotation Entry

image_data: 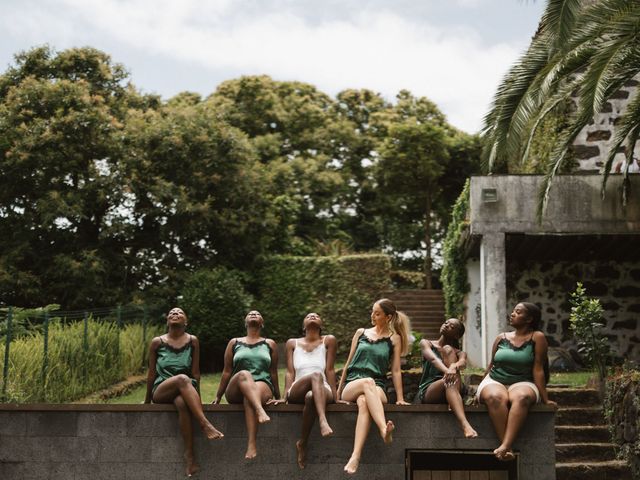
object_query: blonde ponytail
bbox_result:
[376,298,411,356]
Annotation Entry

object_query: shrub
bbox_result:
[255,254,392,354]
[179,267,253,364]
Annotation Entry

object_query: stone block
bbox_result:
[151,436,184,462]
[20,462,75,480]
[124,462,177,480]
[277,463,330,479]
[0,460,22,480]
[98,436,152,462]
[50,436,100,462]
[75,463,129,480]
[0,436,52,462]
[328,462,404,478]
[0,412,26,436]
[127,411,178,437]
[27,411,78,436]
[78,411,127,437]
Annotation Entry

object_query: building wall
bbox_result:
[0,404,556,480]
[507,259,640,361]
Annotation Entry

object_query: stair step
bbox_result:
[556,443,617,463]
[549,388,600,406]
[556,407,604,425]
[556,460,632,480]
[555,425,610,443]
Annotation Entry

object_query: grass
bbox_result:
[548,371,595,387]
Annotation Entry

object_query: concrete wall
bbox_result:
[464,259,483,368]
[469,175,640,235]
[0,404,556,480]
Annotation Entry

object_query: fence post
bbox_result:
[2,307,13,400]
[142,306,148,369]
[41,311,50,401]
[83,312,88,386]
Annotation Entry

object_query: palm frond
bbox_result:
[541,0,583,50]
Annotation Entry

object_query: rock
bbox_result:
[548,347,582,372]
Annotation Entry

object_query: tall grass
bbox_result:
[0,319,162,403]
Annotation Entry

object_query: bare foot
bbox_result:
[202,421,224,440]
[462,422,478,438]
[185,453,199,477]
[257,408,271,424]
[296,440,306,469]
[319,419,333,437]
[383,420,395,444]
[245,444,257,460]
[494,446,515,461]
[344,456,360,475]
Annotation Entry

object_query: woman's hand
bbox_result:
[543,399,557,407]
[443,366,459,387]
[395,399,410,406]
[336,399,351,405]
[212,397,222,405]
[266,398,286,406]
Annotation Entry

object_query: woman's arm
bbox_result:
[532,331,555,406]
[336,328,364,401]
[391,333,408,405]
[481,335,502,379]
[213,339,236,404]
[324,335,338,401]
[282,338,296,401]
[267,339,280,400]
[421,339,450,375]
[144,337,161,403]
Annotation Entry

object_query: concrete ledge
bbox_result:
[0,404,556,480]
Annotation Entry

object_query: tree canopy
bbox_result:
[0,46,480,309]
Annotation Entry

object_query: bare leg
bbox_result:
[480,384,510,460]
[344,394,371,475]
[226,374,273,460]
[174,396,198,477]
[342,378,390,441]
[438,346,478,438]
[494,386,536,461]
[296,392,316,469]
[153,374,223,440]
[226,371,270,424]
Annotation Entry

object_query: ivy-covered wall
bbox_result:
[255,254,392,353]
[506,259,640,361]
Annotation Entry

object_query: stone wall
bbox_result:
[0,404,556,480]
[506,259,640,361]
[572,77,639,172]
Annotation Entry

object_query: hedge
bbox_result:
[604,369,640,477]
[255,254,392,353]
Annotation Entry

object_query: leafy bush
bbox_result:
[179,267,253,363]
[604,368,640,477]
[569,282,610,382]
[0,318,161,403]
[390,270,425,289]
[255,254,392,354]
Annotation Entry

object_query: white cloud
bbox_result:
[0,0,529,133]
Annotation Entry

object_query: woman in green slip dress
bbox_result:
[144,307,223,477]
[213,310,280,460]
[417,318,477,438]
[477,302,557,461]
[337,298,411,475]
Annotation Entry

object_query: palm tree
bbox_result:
[482,0,640,217]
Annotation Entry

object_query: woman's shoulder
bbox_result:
[531,330,548,342]
[265,338,277,348]
[322,334,337,344]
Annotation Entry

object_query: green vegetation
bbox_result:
[0,46,480,312]
[0,319,162,403]
[548,371,594,388]
[440,179,470,319]
[255,254,391,354]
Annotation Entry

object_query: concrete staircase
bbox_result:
[386,289,445,338]
[552,386,632,480]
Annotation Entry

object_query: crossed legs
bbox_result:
[480,383,536,460]
[225,370,273,459]
[153,374,223,476]
[341,378,393,475]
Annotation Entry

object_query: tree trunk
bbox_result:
[424,191,432,289]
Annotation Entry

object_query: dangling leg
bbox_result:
[494,386,536,461]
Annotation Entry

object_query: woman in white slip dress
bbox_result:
[281,313,337,469]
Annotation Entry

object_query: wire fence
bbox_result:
[0,304,166,402]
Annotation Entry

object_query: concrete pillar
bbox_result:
[480,232,507,367]
[464,259,483,368]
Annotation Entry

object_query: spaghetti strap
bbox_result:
[321,335,326,346]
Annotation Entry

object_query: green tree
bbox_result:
[0,46,142,308]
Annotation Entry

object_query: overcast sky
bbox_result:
[0,0,545,133]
